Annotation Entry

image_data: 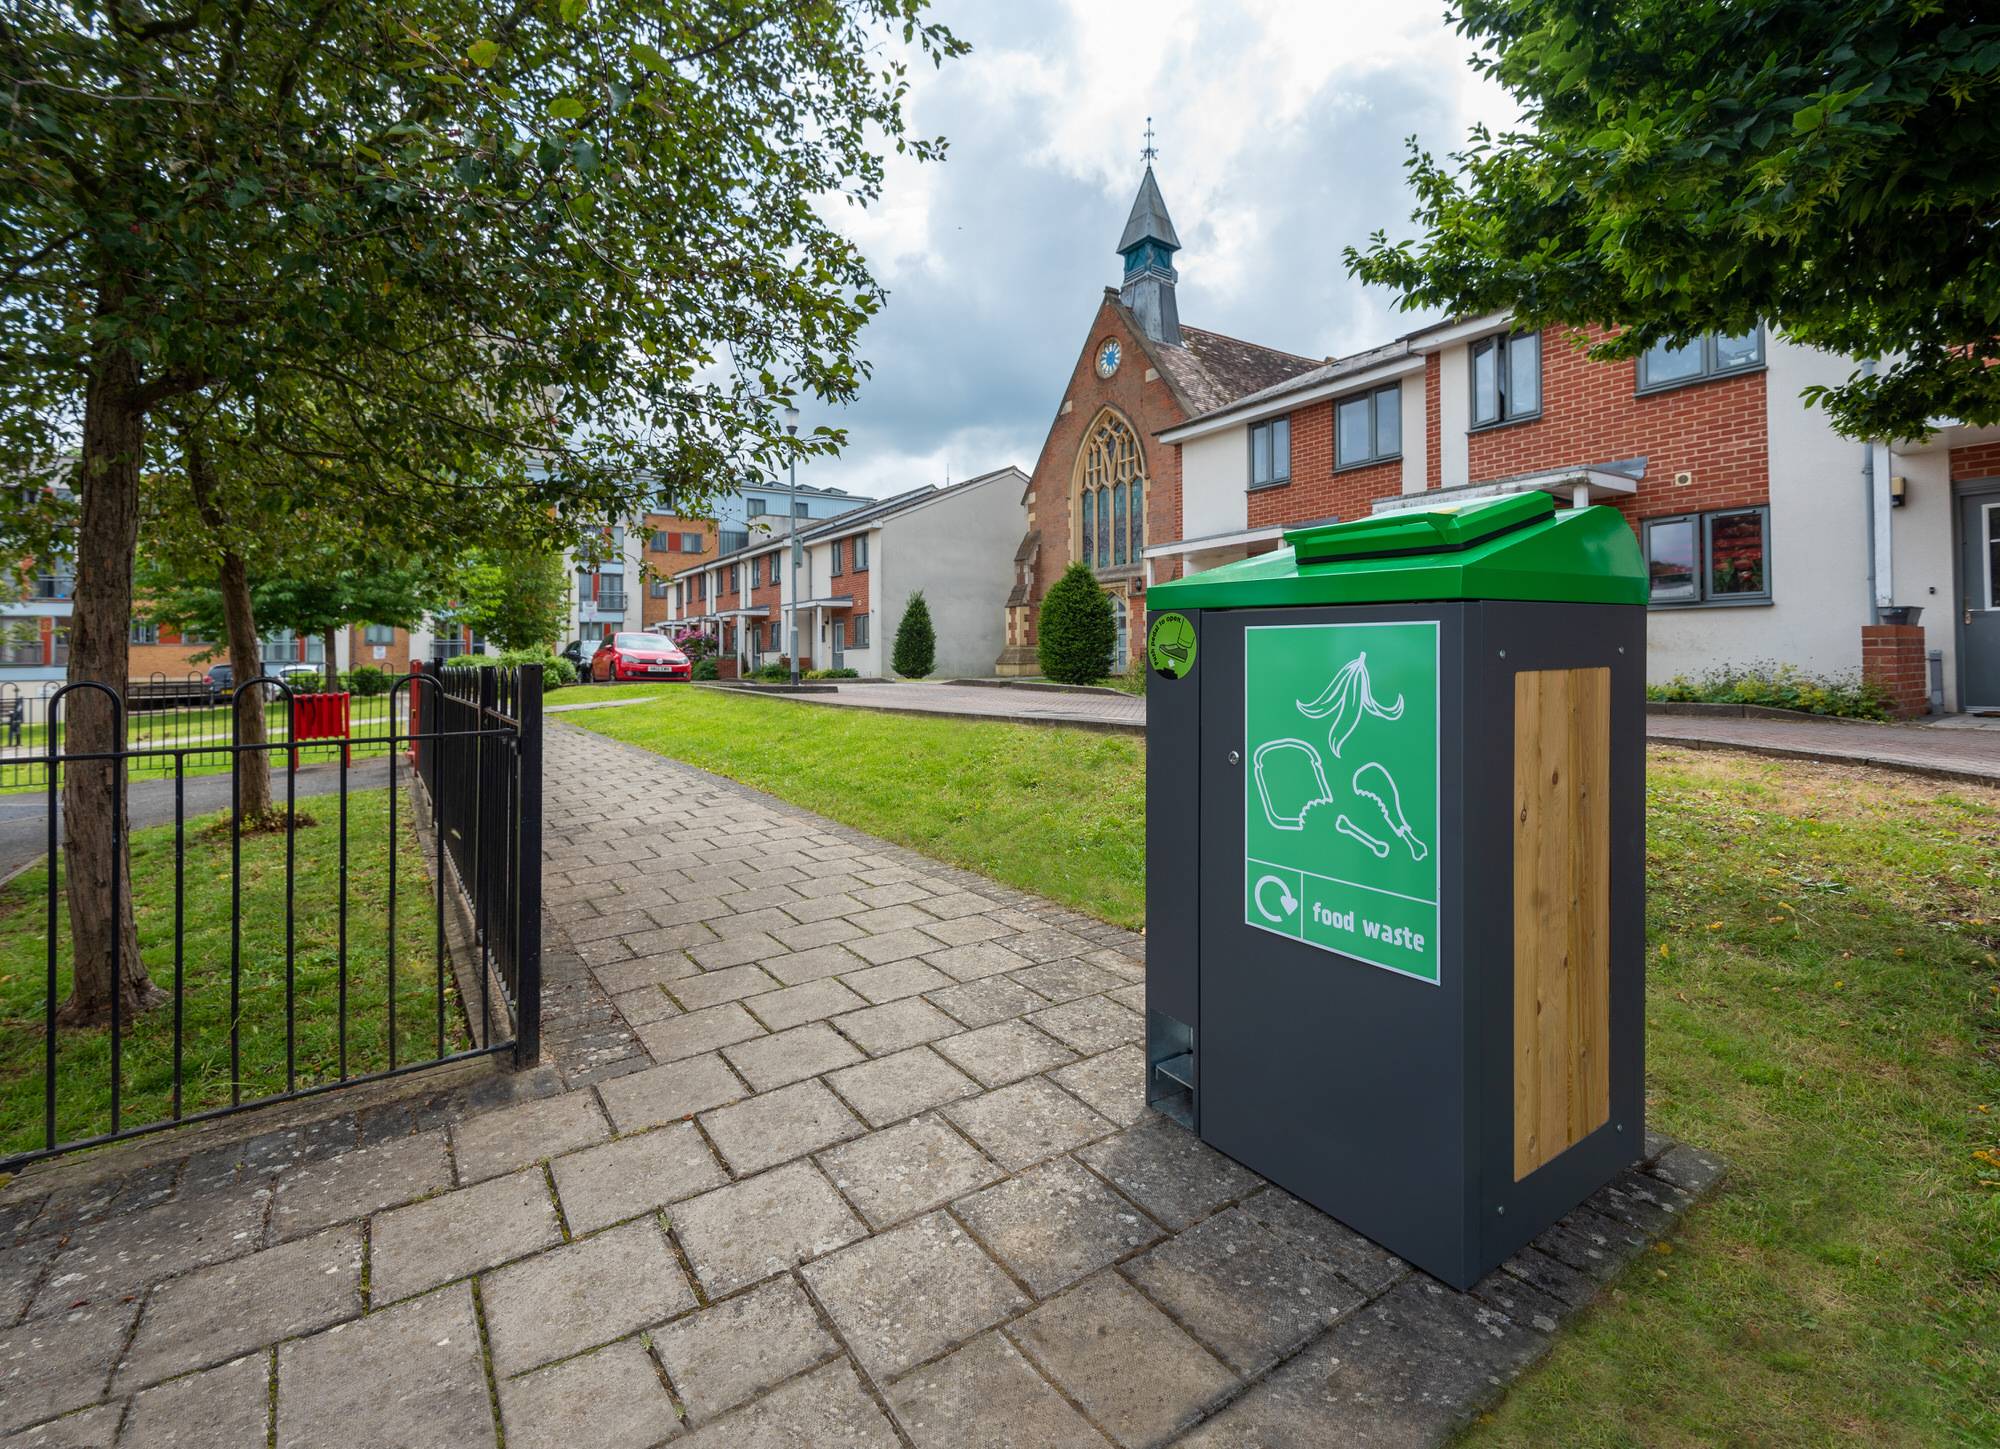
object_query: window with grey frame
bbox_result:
[649,530,669,551]
[746,497,766,516]
[853,534,868,571]
[1636,328,1765,393]
[363,624,395,644]
[853,612,869,647]
[1248,415,1291,489]
[1641,505,1770,606]
[830,540,843,576]
[1470,330,1541,427]
[1334,384,1402,469]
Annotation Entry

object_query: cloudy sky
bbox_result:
[798,0,1519,497]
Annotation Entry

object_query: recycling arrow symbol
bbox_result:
[1254,873,1298,923]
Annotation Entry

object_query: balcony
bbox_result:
[580,590,627,618]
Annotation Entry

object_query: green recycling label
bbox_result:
[1147,612,1197,680]
[1243,621,1440,984]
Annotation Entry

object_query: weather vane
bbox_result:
[1141,117,1158,166]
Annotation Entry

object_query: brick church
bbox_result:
[995,163,1319,675]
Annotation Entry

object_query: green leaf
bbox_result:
[467,39,500,68]
[630,42,669,73]
[547,96,586,120]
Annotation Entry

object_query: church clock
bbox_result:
[1094,338,1121,379]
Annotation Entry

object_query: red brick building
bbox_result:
[994,166,1318,675]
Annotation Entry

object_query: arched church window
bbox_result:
[1078,411,1145,573]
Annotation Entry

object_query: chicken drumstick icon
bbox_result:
[1351,762,1428,862]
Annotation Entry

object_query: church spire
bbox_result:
[1117,120,1181,346]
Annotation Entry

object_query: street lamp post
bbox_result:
[784,406,802,687]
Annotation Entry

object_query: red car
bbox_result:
[591,632,692,682]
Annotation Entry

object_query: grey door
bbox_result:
[1960,489,2000,707]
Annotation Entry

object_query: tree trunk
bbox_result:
[61,346,164,1025]
[217,551,273,818]
[184,427,273,819]
[322,628,339,693]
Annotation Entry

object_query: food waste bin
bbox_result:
[1141,490,1647,1289]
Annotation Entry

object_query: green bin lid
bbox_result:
[1147,492,1647,610]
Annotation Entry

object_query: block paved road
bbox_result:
[0,722,1718,1447]
[770,681,2000,783]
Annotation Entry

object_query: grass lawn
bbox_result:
[569,693,1998,1444]
[572,686,1145,927]
[0,787,464,1160]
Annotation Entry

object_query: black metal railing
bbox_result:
[0,674,414,790]
[0,663,542,1170]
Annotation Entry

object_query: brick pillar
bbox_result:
[1861,625,1929,718]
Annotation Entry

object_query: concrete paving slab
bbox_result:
[671,1161,866,1298]
[651,1277,838,1423]
[115,1227,360,1391]
[275,1284,492,1449]
[745,978,869,1033]
[481,1218,695,1376]
[830,997,958,1056]
[800,1211,1028,1381]
[888,1332,1105,1449]
[954,1156,1160,1299]
[675,1359,898,1449]
[0,1303,136,1435]
[550,1123,728,1234]
[498,1339,680,1449]
[818,1117,1003,1230]
[637,1002,766,1064]
[824,1046,980,1129]
[597,1054,746,1134]
[723,1023,865,1092]
[264,1134,451,1242]
[934,1021,1078,1089]
[1075,1118,1261,1231]
[943,1079,1114,1172]
[1009,1273,1235,1448]
[700,1081,864,1176]
[369,1168,564,1302]
[121,1351,269,1447]
[1123,1206,1365,1375]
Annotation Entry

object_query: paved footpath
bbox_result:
[786,682,2000,784]
[0,722,1720,1448]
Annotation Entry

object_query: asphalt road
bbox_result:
[0,756,397,879]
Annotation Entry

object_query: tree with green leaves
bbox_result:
[1037,564,1115,685]
[453,547,570,653]
[1345,4,2000,440]
[891,590,936,679]
[3,0,962,1022]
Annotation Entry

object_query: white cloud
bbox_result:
[799,0,1518,497]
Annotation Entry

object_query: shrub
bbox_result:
[436,649,578,688]
[804,667,859,680]
[671,627,716,661]
[691,657,719,681]
[892,591,936,679]
[1037,563,1116,684]
[344,665,391,697]
[282,669,325,692]
[1646,662,1894,721]
[750,658,792,683]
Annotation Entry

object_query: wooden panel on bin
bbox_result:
[1512,666,1611,1181]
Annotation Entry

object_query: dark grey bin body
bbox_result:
[1145,600,1646,1290]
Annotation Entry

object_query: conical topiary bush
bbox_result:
[892,590,937,679]
[1037,562,1116,684]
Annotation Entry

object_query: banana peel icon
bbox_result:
[1295,652,1404,759]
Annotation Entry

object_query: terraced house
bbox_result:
[669,469,1025,679]
[1008,161,2000,715]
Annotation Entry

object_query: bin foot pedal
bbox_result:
[1154,1052,1194,1093]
